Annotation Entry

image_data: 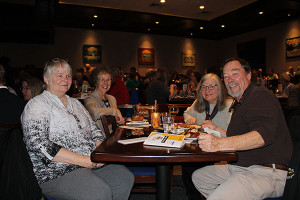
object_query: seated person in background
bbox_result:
[85,67,125,135]
[21,58,134,200]
[146,68,177,104]
[182,73,232,200]
[184,73,232,135]
[192,58,292,200]
[288,72,300,107]
[21,76,43,101]
[266,68,279,80]
[187,71,202,97]
[0,64,26,122]
[108,67,130,105]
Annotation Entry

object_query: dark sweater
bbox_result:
[227,83,293,167]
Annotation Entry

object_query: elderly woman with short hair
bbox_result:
[21,58,134,200]
[84,67,125,135]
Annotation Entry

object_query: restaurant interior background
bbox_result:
[0,0,299,77]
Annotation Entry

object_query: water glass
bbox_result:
[163,115,174,134]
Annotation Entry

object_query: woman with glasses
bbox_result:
[84,67,125,135]
[21,76,43,101]
[182,73,233,200]
[21,59,134,200]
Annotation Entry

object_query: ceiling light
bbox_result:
[199,6,205,9]
[200,27,204,30]
[160,0,165,3]
[155,21,159,24]
[190,33,193,36]
[221,25,225,28]
[259,11,263,15]
[288,13,291,17]
[94,15,98,18]
[148,28,151,31]
[92,24,94,27]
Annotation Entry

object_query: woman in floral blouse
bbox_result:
[21,58,134,200]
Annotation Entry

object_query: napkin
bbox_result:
[203,127,221,138]
[119,126,143,130]
[118,137,148,145]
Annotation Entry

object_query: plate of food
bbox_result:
[176,128,206,140]
[131,115,145,122]
[125,129,147,139]
[174,123,201,132]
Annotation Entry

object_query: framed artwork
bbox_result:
[82,45,101,63]
[286,36,300,58]
[138,48,155,65]
[182,50,196,67]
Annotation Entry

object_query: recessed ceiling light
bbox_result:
[155,21,159,24]
[288,13,291,17]
[92,24,94,27]
[200,27,204,30]
[221,25,225,28]
[190,33,193,36]
[199,6,205,9]
[160,0,165,3]
[259,11,263,15]
[148,28,151,31]
[94,15,98,18]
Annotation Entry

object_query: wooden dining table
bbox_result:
[91,127,238,200]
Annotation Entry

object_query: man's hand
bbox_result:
[186,117,197,125]
[198,134,221,152]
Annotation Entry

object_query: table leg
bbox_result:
[156,165,171,200]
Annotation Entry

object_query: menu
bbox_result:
[143,132,185,148]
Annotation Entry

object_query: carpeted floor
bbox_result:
[130,175,189,200]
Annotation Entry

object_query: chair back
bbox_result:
[100,115,118,137]
[0,122,42,200]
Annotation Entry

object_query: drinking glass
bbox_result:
[163,115,174,133]
[169,105,179,117]
[151,112,161,129]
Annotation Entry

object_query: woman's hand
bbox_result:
[115,109,125,124]
[78,154,105,169]
[201,120,218,130]
[186,117,197,125]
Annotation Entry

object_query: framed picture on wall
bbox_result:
[82,45,102,63]
[286,36,300,58]
[138,48,155,65]
[182,50,196,67]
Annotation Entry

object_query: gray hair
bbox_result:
[194,73,228,113]
[43,58,72,80]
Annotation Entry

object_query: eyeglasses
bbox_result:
[51,58,68,63]
[98,78,111,83]
[21,86,30,91]
[200,84,217,91]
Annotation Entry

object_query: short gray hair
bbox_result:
[43,58,72,79]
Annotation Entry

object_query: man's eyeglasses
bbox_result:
[200,84,218,91]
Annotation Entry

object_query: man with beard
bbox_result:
[192,58,292,200]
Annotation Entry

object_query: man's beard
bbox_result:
[226,81,242,98]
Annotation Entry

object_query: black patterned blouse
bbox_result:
[21,91,105,184]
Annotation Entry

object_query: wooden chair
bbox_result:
[100,115,118,137]
[99,115,172,193]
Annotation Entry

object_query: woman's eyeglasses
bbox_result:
[98,79,111,83]
[21,86,30,91]
[200,84,217,91]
